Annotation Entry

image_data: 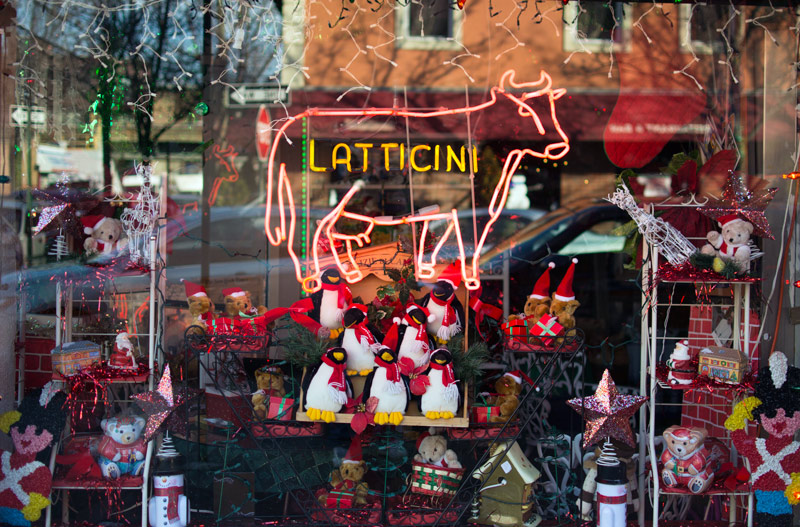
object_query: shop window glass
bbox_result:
[396,0,463,50]
[563,2,631,53]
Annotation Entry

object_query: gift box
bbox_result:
[52,341,101,375]
[235,314,269,336]
[206,387,251,428]
[208,317,235,335]
[263,394,295,421]
[501,319,529,343]
[409,461,464,497]
[529,314,564,346]
[471,394,502,424]
[325,488,355,508]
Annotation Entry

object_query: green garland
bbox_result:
[446,333,488,385]
[277,317,330,370]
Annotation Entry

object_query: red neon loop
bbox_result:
[264,69,571,293]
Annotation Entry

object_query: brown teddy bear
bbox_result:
[222,287,268,318]
[507,262,553,327]
[183,280,214,331]
[414,427,462,468]
[319,437,369,507]
[81,215,128,255]
[487,371,524,423]
[550,258,579,330]
[252,367,286,419]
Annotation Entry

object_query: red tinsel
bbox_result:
[653,262,760,286]
[655,362,756,397]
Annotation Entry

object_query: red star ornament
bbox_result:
[132,365,198,441]
[698,170,777,238]
[567,369,647,448]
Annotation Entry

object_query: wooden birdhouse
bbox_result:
[471,441,541,527]
[698,346,748,384]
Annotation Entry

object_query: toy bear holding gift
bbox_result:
[725,352,800,527]
[319,436,369,508]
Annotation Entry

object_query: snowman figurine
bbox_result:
[667,339,696,385]
[149,434,190,527]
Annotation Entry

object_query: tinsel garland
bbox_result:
[652,262,759,287]
[656,362,756,396]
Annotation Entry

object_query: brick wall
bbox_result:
[681,304,760,437]
[16,337,54,392]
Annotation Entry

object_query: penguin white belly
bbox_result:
[319,291,343,329]
[420,370,458,414]
[426,302,445,335]
[343,330,374,371]
[371,369,407,413]
[306,363,345,412]
[397,330,429,369]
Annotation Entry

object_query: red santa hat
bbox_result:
[504,370,533,385]
[553,258,578,302]
[181,279,208,298]
[415,431,431,451]
[438,262,462,289]
[717,214,743,228]
[530,262,556,300]
[222,287,247,298]
[350,303,368,315]
[342,436,363,465]
[81,214,111,235]
[672,339,691,360]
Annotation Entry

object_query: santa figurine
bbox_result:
[149,434,190,527]
[109,332,138,370]
[667,339,695,386]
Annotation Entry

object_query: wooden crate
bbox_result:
[295,370,469,428]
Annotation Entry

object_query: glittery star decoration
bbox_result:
[698,171,777,239]
[34,202,68,235]
[132,365,198,441]
[567,369,647,448]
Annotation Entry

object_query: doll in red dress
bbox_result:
[725,352,800,527]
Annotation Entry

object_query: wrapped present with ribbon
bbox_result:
[208,317,235,335]
[530,313,564,346]
[500,318,529,343]
[410,461,464,497]
[470,393,502,424]
[325,488,355,508]
[267,394,295,421]
[234,312,269,336]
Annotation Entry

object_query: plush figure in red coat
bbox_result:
[109,331,138,370]
[667,339,695,385]
[96,416,148,479]
[725,352,800,527]
[660,425,721,493]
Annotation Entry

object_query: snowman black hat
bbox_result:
[753,352,800,419]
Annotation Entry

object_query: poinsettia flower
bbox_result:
[349,394,378,434]
[399,357,430,396]
[672,159,698,195]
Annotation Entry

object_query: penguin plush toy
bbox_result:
[362,346,410,426]
[420,348,460,420]
[291,268,352,338]
[383,304,436,370]
[338,304,384,377]
[419,262,464,343]
[304,347,353,423]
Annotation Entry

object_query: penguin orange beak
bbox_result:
[435,357,447,364]
[328,276,340,283]
[333,351,345,362]
[381,351,393,362]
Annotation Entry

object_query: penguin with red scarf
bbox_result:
[382,304,436,371]
[419,262,465,345]
[362,346,410,426]
[337,304,384,377]
[420,349,460,420]
[291,268,352,339]
[304,347,353,423]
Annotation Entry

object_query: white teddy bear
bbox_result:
[414,428,462,469]
[700,215,753,271]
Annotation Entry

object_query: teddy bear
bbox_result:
[182,280,214,331]
[700,215,753,272]
[96,416,148,480]
[223,287,268,318]
[252,367,287,420]
[486,371,524,423]
[507,262,553,327]
[81,215,128,256]
[318,437,369,508]
[660,425,728,494]
[549,258,579,330]
[414,428,462,469]
[576,440,638,521]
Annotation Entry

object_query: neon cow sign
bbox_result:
[264,69,570,293]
